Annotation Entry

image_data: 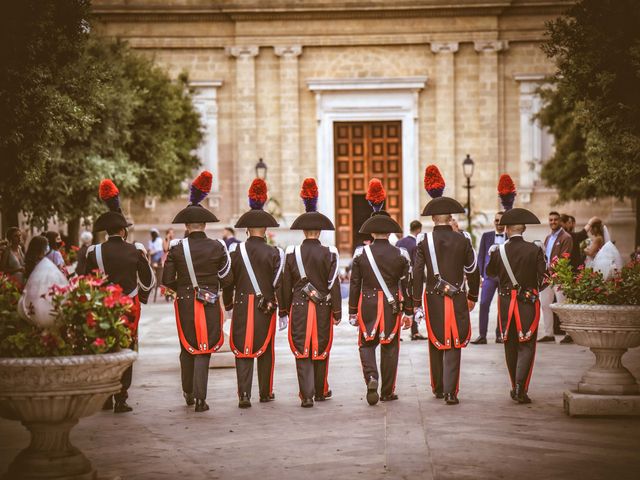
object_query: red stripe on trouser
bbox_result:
[269,333,275,395]
[524,339,537,390]
[323,353,330,395]
[174,299,221,355]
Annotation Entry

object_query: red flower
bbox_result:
[93,338,106,348]
[497,174,516,195]
[365,178,386,204]
[99,179,119,200]
[106,284,123,295]
[577,264,585,271]
[119,295,133,307]
[86,312,97,328]
[104,295,118,308]
[562,252,571,259]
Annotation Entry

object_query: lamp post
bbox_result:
[255,158,267,180]
[462,154,475,233]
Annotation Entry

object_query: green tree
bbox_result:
[540,0,640,243]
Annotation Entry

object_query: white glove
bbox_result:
[414,307,425,325]
[225,309,233,321]
[278,315,289,331]
[348,314,358,327]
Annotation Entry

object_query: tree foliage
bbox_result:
[539,0,640,200]
[0,1,203,231]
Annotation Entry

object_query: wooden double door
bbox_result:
[333,121,403,254]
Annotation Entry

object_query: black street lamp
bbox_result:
[255,158,267,180]
[462,154,475,233]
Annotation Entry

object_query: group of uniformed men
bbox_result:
[83,164,547,413]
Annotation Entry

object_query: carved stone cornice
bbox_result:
[225,45,259,58]
[273,45,303,57]
[474,40,509,53]
[430,42,459,54]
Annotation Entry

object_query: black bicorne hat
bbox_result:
[172,171,220,224]
[94,179,133,232]
[290,178,335,231]
[234,179,280,228]
[358,179,402,234]
[499,208,541,225]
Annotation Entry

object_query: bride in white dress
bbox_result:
[589,224,623,280]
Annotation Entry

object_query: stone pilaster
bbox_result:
[430,42,459,196]
[225,46,259,215]
[474,40,508,202]
[274,45,303,223]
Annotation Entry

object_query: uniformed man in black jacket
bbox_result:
[279,178,342,408]
[223,178,285,408]
[486,207,547,403]
[162,171,233,412]
[83,179,155,413]
[348,179,413,406]
[413,165,479,405]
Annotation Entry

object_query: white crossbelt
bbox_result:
[426,232,440,277]
[499,244,520,288]
[239,242,262,296]
[95,244,138,297]
[181,238,199,289]
[364,245,395,304]
[294,246,307,279]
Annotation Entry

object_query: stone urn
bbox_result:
[551,304,640,416]
[0,350,137,479]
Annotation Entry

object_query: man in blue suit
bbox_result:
[471,211,506,344]
[396,220,428,341]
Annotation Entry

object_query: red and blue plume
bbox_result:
[300,178,318,213]
[424,165,445,198]
[99,179,121,212]
[366,178,386,212]
[248,178,268,210]
[498,174,517,211]
[190,171,213,205]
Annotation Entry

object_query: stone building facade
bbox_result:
[93,0,636,256]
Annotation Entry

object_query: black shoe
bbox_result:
[560,335,574,344]
[195,399,209,412]
[411,333,428,341]
[514,384,532,404]
[366,377,379,406]
[301,398,314,408]
[495,337,504,344]
[102,396,114,411]
[510,389,517,402]
[183,392,195,406]
[537,335,555,343]
[434,392,444,399]
[444,393,459,405]
[238,394,251,409]
[259,393,275,403]
[380,394,399,402]
[314,390,332,401]
[113,401,133,413]
[470,336,487,345]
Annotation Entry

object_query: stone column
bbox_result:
[474,40,508,203]
[430,42,459,196]
[225,46,259,216]
[274,45,303,224]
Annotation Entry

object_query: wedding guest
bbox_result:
[75,231,93,276]
[148,228,164,301]
[44,231,65,270]
[222,227,241,249]
[0,227,25,285]
[584,220,605,267]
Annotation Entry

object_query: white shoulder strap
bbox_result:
[499,244,519,288]
[328,246,340,289]
[364,245,395,303]
[216,239,232,278]
[294,245,307,279]
[239,242,262,296]
[95,244,105,273]
[182,238,199,289]
[426,232,440,277]
[273,247,285,287]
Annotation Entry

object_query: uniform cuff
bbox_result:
[349,306,358,315]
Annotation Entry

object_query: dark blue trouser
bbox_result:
[479,276,500,339]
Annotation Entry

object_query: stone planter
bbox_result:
[0,350,137,479]
[551,303,640,416]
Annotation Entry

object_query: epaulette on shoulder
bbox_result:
[169,238,182,249]
[397,246,411,262]
[353,246,364,258]
[462,231,472,243]
[228,242,239,253]
[328,245,339,256]
[87,244,96,254]
[285,245,295,255]
[134,242,147,253]
[416,232,425,244]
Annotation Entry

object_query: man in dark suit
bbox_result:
[396,220,427,340]
[486,208,547,403]
[84,179,155,413]
[162,171,233,413]
[471,211,506,345]
[538,211,573,343]
[222,227,241,249]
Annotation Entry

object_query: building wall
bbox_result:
[92,0,636,256]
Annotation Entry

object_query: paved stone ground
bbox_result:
[2,300,640,480]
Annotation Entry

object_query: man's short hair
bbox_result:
[409,220,422,232]
[560,214,571,224]
[569,215,576,223]
[433,214,452,224]
[186,223,206,231]
[508,224,526,234]
[549,211,560,217]
[106,227,123,236]
[224,227,235,235]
